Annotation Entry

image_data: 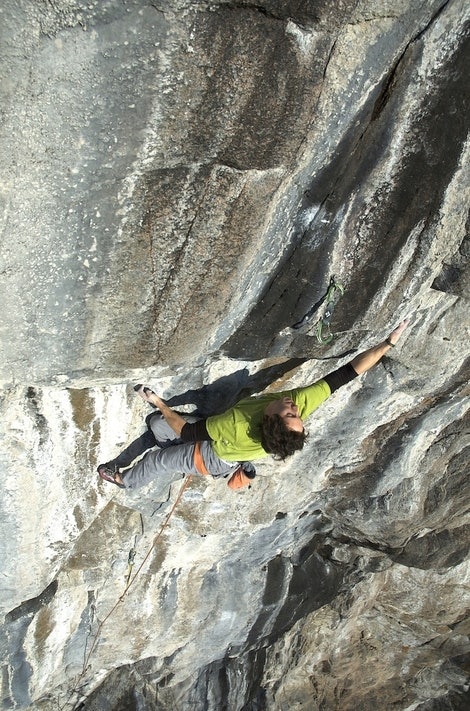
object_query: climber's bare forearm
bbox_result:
[351,320,409,375]
[147,393,186,437]
[351,341,392,374]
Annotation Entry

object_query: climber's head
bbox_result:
[264,397,303,431]
[261,398,307,460]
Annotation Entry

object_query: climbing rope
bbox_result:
[60,474,193,711]
[292,275,344,343]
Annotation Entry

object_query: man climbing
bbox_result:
[98,320,408,491]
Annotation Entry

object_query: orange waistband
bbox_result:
[194,441,209,476]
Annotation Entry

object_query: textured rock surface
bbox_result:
[0,1,469,710]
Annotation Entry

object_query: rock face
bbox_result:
[1,1,469,710]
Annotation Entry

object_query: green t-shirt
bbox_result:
[206,379,331,462]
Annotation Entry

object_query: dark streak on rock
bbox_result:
[5,580,58,623]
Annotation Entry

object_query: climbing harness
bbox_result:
[292,275,344,344]
[193,441,210,476]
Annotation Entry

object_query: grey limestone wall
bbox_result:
[0,1,469,710]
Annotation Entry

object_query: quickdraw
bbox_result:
[124,514,144,587]
[125,549,136,588]
[292,275,344,344]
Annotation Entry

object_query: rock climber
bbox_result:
[97,320,408,491]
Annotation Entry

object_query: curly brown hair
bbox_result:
[260,414,307,460]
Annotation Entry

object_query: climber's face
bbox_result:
[264,397,304,432]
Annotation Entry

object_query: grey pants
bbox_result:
[121,413,238,490]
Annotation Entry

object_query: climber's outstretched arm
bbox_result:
[350,320,409,375]
[151,395,187,437]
